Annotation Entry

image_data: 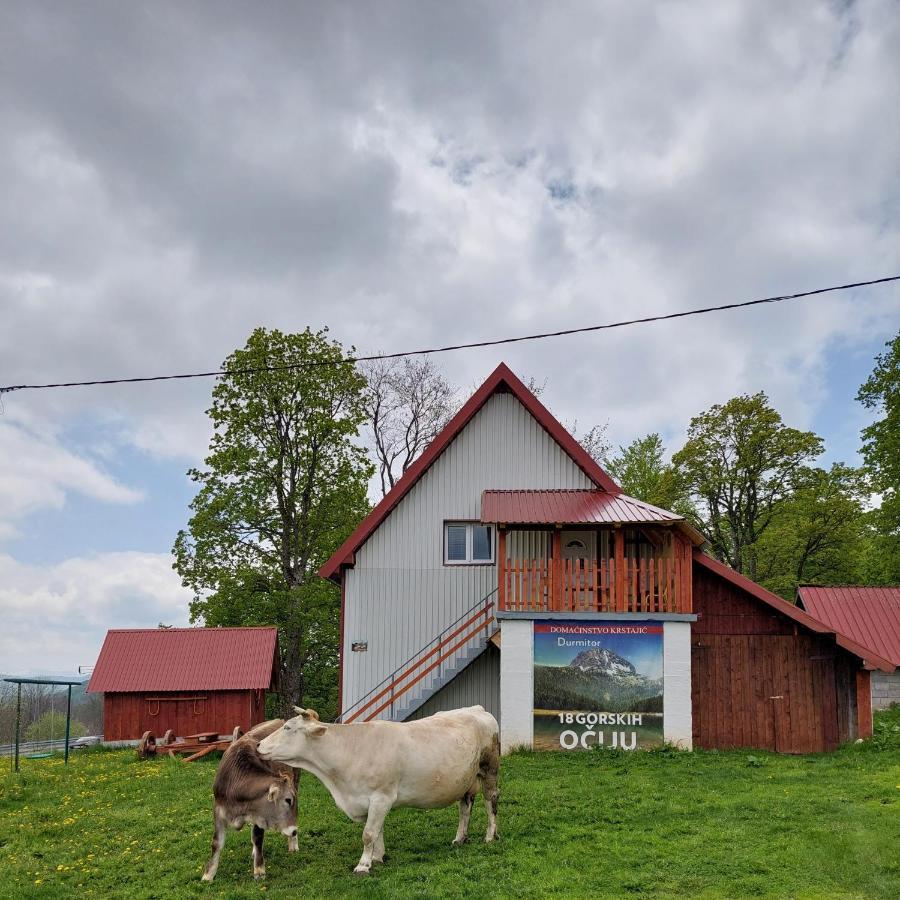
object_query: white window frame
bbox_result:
[443,521,495,565]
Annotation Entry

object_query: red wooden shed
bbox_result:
[87,627,279,741]
[692,556,895,752]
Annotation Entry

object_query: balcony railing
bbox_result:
[499,554,691,614]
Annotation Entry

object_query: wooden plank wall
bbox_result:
[691,564,859,753]
[103,689,266,741]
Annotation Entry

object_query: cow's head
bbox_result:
[262,772,298,837]
[257,708,327,768]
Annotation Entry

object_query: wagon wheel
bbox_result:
[137,731,157,760]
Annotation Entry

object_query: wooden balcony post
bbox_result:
[498,527,507,611]
[552,527,562,612]
[614,526,625,612]
[674,533,692,613]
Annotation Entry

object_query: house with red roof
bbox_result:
[87,627,279,741]
[798,586,900,709]
[321,363,893,753]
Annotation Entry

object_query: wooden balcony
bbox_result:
[497,516,693,613]
[497,527,693,614]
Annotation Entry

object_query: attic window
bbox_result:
[444,522,494,565]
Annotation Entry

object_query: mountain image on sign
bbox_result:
[570,647,637,677]
[534,645,662,713]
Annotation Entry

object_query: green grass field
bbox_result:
[1,708,899,899]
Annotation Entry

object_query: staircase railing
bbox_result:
[337,587,498,724]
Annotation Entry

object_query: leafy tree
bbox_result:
[857,332,900,584]
[604,433,694,517]
[173,328,372,718]
[672,393,823,580]
[25,711,87,742]
[754,464,869,599]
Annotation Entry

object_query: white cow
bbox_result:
[257,704,500,874]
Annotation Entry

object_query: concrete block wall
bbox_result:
[499,619,533,752]
[662,621,693,749]
[871,671,900,710]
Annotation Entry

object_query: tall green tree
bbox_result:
[672,393,823,580]
[857,332,900,584]
[603,433,694,517]
[173,328,372,718]
[754,463,868,599]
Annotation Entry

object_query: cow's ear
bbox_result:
[267,784,280,802]
[308,724,327,737]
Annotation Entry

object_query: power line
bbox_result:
[1,274,898,395]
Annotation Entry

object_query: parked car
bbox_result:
[69,735,102,750]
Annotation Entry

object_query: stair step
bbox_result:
[390,634,491,720]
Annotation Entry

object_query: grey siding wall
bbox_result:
[342,391,593,715]
[409,646,500,722]
[872,671,900,710]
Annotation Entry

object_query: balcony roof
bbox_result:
[481,489,705,545]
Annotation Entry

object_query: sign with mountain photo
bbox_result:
[533,621,664,751]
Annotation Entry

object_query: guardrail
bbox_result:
[0,738,71,757]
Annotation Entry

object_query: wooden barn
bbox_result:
[87,627,279,741]
[321,362,895,755]
[691,556,893,752]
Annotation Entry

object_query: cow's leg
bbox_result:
[354,795,392,875]
[482,744,500,842]
[453,788,476,845]
[201,808,228,882]
[251,825,266,879]
[372,828,386,865]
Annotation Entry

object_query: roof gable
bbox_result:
[694,553,895,672]
[320,362,620,581]
[87,627,279,693]
[798,585,900,668]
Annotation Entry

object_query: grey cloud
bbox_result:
[0,0,897,458]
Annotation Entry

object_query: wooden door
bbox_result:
[692,633,842,753]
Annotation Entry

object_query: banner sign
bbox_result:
[533,621,664,751]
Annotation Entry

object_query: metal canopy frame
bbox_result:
[3,676,84,772]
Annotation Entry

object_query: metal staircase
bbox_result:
[337,588,498,723]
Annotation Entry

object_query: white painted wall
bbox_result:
[499,619,533,752]
[663,621,693,749]
[343,391,594,715]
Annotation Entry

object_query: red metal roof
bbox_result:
[798,586,900,668]
[482,489,683,526]
[86,627,279,693]
[694,553,895,672]
[320,362,621,582]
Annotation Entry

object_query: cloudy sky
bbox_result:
[1,1,898,675]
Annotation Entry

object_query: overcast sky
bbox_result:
[1,1,898,675]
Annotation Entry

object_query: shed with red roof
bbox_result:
[798,586,900,710]
[87,627,279,741]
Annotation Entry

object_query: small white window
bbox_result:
[444,522,494,564]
